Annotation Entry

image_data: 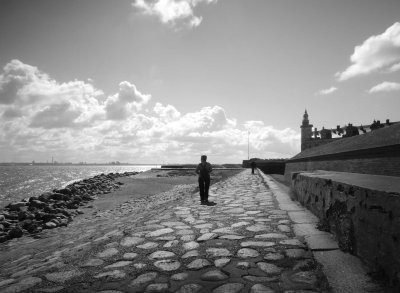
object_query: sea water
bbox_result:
[0,165,158,208]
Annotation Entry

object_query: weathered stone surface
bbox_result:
[137,242,159,249]
[219,235,246,240]
[81,258,104,267]
[123,252,138,260]
[120,236,145,247]
[212,227,236,234]
[145,283,169,292]
[0,279,16,288]
[241,241,275,248]
[250,284,275,293]
[257,262,282,275]
[280,239,304,246]
[194,223,213,229]
[94,270,126,279]
[278,225,291,233]
[289,271,317,286]
[0,277,42,293]
[104,261,132,269]
[146,228,174,237]
[154,259,181,271]
[212,283,244,293]
[246,225,270,232]
[175,284,202,293]
[237,248,260,258]
[162,221,185,227]
[155,236,176,241]
[196,232,218,242]
[45,270,82,283]
[171,272,189,281]
[225,208,245,214]
[181,235,196,242]
[237,261,250,269]
[182,250,199,258]
[176,229,194,235]
[130,272,158,287]
[134,263,147,269]
[148,250,176,259]
[200,270,229,281]
[206,248,232,257]
[183,241,199,250]
[214,258,231,267]
[97,248,119,258]
[231,221,251,227]
[163,240,179,247]
[264,252,284,261]
[255,233,288,239]
[187,259,211,270]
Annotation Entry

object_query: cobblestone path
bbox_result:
[0,170,330,293]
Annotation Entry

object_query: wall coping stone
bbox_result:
[295,170,400,194]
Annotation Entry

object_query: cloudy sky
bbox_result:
[0,0,399,164]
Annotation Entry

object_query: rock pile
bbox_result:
[0,172,138,243]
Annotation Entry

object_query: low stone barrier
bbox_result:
[0,172,138,243]
[291,171,400,291]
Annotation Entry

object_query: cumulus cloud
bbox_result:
[0,59,300,163]
[105,81,151,120]
[316,86,337,95]
[132,0,217,28]
[368,81,400,93]
[336,22,400,81]
[0,59,105,128]
[153,102,181,122]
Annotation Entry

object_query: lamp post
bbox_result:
[247,131,250,160]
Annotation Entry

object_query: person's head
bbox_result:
[201,155,207,162]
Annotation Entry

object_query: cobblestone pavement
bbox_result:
[0,170,331,293]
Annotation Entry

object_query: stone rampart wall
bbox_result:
[291,172,400,291]
[284,156,400,182]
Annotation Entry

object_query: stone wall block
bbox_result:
[291,172,400,291]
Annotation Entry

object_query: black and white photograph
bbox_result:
[0,0,399,292]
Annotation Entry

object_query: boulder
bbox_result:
[39,192,54,202]
[56,188,72,196]
[44,222,57,229]
[0,214,5,221]
[50,193,67,201]
[29,200,47,209]
[5,212,19,221]
[8,226,23,238]
[41,213,57,222]
[7,202,27,212]
[43,206,57,214]
[1,220,11,228]
[67,202,78,209]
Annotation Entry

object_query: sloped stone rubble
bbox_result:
[0,172,138,242]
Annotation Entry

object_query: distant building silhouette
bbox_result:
[300,110,399,151]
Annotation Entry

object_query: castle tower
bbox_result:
[301,110,313,151]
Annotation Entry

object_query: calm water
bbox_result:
[0,165,159,208]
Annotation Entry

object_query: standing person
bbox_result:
[196,155,212,205]
[251,161,257,174]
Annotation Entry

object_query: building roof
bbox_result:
[291,122,400,160]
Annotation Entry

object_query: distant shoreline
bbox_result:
[0,163,160,166]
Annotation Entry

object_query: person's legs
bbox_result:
[204,178,210,202]
[198,178,205,203]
